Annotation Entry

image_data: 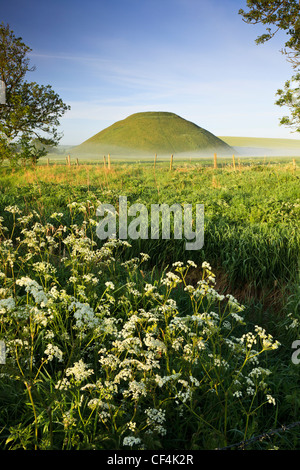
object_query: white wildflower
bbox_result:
[240,332,257,348]
[189,375,200,387]
[140,252,150,262]
[184,285,195,294]
[69,301,100,329]
[223,321,231,330]
[161,271,182,287]
[145,408,167,436]
[87,398,102,410]
[105,281,115,290]
[62,411,76,429]
[55,377,70,390]
[123,380,147,399]
[123,436,142,447]
[144,283,156,294]
[144,334,166,353]
[0,297,15,313]
[187,260,197,268]
[266,394,276,405]
[5,205,21,214]
[172,261,184,268]
[44,343,63,362]
[16,277,48,307]
[202,261,211,270]
[66,359,94,382]
[127,421,137,432]
[155,372,181,387]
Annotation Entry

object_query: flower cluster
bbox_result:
[0,204,281,450]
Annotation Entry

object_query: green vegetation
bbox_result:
[72,112,233,157]
[0,159,299,450]
[239,1,300,133]
[0,23,69,165]
[219,136,300,154]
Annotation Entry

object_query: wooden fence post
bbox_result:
[108,154,111,170]
[103,155,106,168]
[214,153,217,169]
[232,154,236,170]
[87,168,90,191]
[170,154,173,171]
[76,158,79,166]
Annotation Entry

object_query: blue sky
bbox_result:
[2,0,298,145]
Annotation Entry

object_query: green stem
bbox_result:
[24,381,38,450]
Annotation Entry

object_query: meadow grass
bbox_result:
[219,135,300,151]
[0,158,299,450]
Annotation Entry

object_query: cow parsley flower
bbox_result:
[145,408,167,436]
[123,380,147,399]
[5,205,22,214]
[123,436,142,447]
[16,277,48,307]
[66,359,94,383]
[55,377,70,390]
[161,272,182,287]
[187,260,197,268]
[44,343,63,362]
[266,394,276,405]
[202,261,211,270]
[0,297,15,313]
[69,301,100,329]
[105,281,115,290]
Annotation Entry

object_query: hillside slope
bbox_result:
[219,136,300,156]
[72,112,233,156]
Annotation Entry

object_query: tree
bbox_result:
[239,1,300,132]
[0,23,70,164]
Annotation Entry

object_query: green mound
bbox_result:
[72,112,233,156]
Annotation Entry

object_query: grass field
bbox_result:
[220,135,300,149]
[43,133,300,164]
[0,156,299,450]
[219,136,300,157]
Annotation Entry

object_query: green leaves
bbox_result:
[276,73,300,132]
[0,23,70,165]
[239,1,300,132]
[239,1,300,49]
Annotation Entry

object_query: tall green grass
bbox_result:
[0,202,289,450]
[0,161,298,293]
[0,160,299,449]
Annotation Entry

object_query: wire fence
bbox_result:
[217,421,300,450]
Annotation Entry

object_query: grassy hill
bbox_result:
[72,112,233,157]
[219,136,300,156]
